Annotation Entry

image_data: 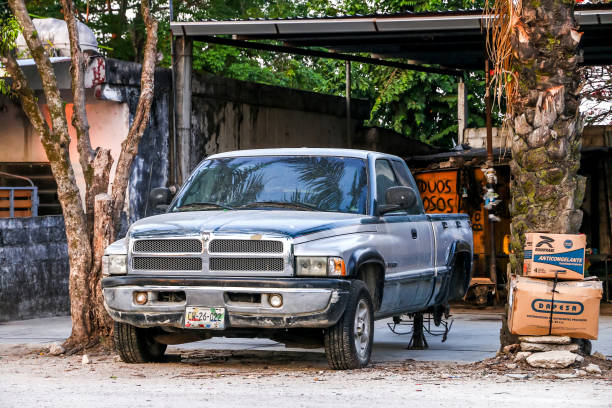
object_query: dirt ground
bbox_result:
[1,345,610,408]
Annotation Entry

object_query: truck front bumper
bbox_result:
[101,276,351,329]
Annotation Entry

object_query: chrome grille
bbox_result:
[133,239,202,253]
[209,257,284,271]
[209,239,283,254]
[133,256,202,271]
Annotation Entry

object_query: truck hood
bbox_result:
[128,210,376,240]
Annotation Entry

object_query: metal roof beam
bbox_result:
[185,35,464,77]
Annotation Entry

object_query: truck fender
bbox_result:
[347,248,386,310]
[444,240,473,301]
[347,248,386,277]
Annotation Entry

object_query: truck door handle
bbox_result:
[411,229,417,239]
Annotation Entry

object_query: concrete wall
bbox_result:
[0,216,69,321]
[185,73,371,174]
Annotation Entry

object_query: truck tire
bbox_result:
[114,322,167,363]
[324,280,374,370]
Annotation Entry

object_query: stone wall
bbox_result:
[0,216,69,321]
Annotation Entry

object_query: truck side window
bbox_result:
[375,159,401,206]
[391,160,424,214]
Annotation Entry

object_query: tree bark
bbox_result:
[7,0,94,349]
[500,0,586,346]
[60,0,96,230]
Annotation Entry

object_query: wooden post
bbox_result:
[345,61,352,148]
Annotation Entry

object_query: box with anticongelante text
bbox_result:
[523,233,586,280]
[508,276,602,339]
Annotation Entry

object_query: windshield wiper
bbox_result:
[238,201,321,211]
[174,202,234,211]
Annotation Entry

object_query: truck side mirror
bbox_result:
[148,187,174,213]
[378,186,417,215]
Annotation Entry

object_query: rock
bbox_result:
[503,344,520,354]
[526,351,580,369]
[554,373,577,379]
[82,354,91,365]
[518,336,571,345]
[506,373,529,380]
[585,364,602,374]
[520,342,579,352]
[575,355,584,363]
[48,342,65,356]
[514,351,532,362]
[592,351,606,360]
[575,369,587,377]
[506,363,517,369]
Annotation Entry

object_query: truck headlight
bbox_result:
[295,256,346,277]
[102,254,127,276]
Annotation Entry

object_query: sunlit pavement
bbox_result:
[1,312,610,362]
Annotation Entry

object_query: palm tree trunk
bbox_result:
[500,0,586,346]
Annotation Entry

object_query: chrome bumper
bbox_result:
[102,276,351,329]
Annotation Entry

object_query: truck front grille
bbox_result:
[133,239,202,254]
[209,257,284,271]
[132,256,202,271]
[209,239,283,254]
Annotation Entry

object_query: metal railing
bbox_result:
[0,187,39,217]
[0,171,39,218]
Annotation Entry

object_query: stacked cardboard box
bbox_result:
[509,233,603,340]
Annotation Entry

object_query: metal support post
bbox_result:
[345,61,352,148]
[175,36,193,185]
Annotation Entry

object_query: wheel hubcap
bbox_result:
[354,299,371,360]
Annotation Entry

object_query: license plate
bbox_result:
[184,307,225,329]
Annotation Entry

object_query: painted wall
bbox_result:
[0,94,129,204]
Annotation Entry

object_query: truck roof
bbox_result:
[206,148,402,161]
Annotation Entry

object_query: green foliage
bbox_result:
[0,4,21,95]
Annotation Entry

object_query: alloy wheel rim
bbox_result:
[353,298,370,360]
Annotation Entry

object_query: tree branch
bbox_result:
[110,0,158,235]
[60,0,97,227]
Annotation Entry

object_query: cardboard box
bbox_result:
[508,276,602,339]
[523,233,586,280]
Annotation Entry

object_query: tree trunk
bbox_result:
[5,0,158,352]
[500,0,586,346]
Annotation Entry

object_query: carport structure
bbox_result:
[169,4,612,180]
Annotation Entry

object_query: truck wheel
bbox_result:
[324,280,374,370]
[114,322,167,363]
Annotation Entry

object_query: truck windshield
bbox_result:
[171,156,368,214]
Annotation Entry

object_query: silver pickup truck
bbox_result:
[102,148,473,369]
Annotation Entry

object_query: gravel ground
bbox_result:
[1,345,610,408]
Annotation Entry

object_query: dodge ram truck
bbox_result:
[102,148,473,369]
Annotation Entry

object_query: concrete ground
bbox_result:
[1,311,611,361]
[1,312,611,407]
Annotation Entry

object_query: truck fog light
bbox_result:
[134,292,148,305]
[268,294,283,308]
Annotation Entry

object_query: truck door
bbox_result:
[375,159,435,313]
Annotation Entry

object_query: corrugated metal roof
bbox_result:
[170,4,612,70]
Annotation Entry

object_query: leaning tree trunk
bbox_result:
[500,0,586,346]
